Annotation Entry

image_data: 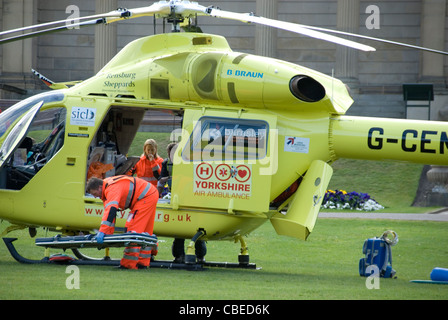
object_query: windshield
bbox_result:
[0,90,65,137]
[0,101,43,165]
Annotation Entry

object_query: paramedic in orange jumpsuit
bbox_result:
[127,139,164,188]
[86,176,159,269]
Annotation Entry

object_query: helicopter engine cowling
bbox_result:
[79,33,353,114]
[185,49,342,112]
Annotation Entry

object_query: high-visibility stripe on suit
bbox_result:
[99,175,159,269]
[127,155,163,187]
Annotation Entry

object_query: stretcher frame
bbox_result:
[34,233,158,250]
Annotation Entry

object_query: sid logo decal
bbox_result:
[70,107,96,126]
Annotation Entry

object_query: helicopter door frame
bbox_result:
[172,108,277,213]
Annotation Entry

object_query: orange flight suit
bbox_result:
[127,155,163,188]
[99,175,159,269]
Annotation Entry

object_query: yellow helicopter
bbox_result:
[0,0,447,269]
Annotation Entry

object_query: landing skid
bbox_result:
[2,237,258,270]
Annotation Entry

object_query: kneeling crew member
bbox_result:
[86,176,159,269]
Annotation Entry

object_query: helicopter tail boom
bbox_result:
[330,115,448,166]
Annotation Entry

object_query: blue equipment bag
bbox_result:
[359,230,398,278]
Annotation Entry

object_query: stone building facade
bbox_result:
[1,0,447,119]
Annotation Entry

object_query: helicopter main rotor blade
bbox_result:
[0,3,167,39]
[181,2,448,55]
[3,0,444,55]
[205,7,376,52]
[0,10,126,39]
[204,4,448,56]
[296,25,448,56]
[0,19,106,45]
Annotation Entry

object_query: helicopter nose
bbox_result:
[289,75,326,102]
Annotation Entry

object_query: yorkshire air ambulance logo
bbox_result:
[194,163,252,200]
[70,107,96,126]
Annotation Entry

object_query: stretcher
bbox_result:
[35,233,158,250]
[3,235,257,270]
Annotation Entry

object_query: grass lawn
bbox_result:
[1,218,447,300]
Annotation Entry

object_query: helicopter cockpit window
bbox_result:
[0,106,66,190]
[0,91,64,138]
[182,117,268,161]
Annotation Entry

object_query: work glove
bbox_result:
[96,232,105,244]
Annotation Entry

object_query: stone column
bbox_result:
[420,0,446,90]
[1,0,36,98]
[335,0,360,91]
[255,0,278,58]
[94,0,117,73]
